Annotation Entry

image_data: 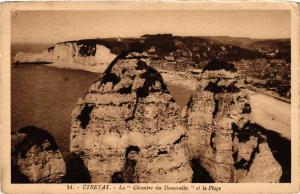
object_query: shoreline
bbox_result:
[248,86,290,104]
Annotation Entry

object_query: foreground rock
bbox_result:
[11,126,66,183]
[183,59,282,182]
[70,52,192,183]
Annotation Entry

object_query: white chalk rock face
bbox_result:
[11,126,66,183]
[183,60,282,183]
[14,42,117,73]
[95,45,117,65]
[70,52,193,183]
[14,50,53,63]
[51,43,117,72]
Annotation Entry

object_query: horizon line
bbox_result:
[11,34,291,45]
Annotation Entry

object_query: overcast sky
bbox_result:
[11,10,290,44]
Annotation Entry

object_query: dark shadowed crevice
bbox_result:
[111,160,137,183]
[101,73,120,86]
[234,143,260,171]
[169,97,176,103]
[232,150,238,161]
[173,134,186,144]
[205,82,222,93]
[122,160,137,183]
[246,143,260,169]
[227,82,240,93]
[136,66,167,98]
[236,130,253,143]
[125,145,140,157]
[233,122,258,143]
[186,96,193,109]
[111,171,124,183]
[158,150,168,155]
[112,145,140,183]
[14,61,53,65]
[118,85,132,94]
[204,81,240,94]
[212,94,219,118]
[231,126,237,141]
[210,131,216,151]
[190,159,214,183]
[231,122,240,131]
[11,162,30,183]
[77,104,94,129]
[242,103,252,114]
[234,158,250,170]
[62,152,91,183]
[125,96,139,122]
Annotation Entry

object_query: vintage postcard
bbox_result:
[1,1,299,194]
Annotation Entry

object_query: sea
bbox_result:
[11,43,193,158]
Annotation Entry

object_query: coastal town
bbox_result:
[14,34,291,100]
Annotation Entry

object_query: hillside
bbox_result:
[53,34,290,62]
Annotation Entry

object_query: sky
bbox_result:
[11,10,291,44]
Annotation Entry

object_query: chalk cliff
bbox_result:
[14,50,53,64]
[183,60,282,182]
[14,42,117,73]
[70,52,193,183]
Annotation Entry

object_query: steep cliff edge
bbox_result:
[14,42,117,73]
[70,52,193,183]
[183,60,282,182]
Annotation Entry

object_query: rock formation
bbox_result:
[11,51,286,183]
[183,59,282,182]
[11,126,66,183]
[14,42,117,73]
[159,70,198,90]
[14,50,53,64]
[70,51,193,183]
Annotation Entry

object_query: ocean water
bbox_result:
[11,65,100,157]
[11,64,193,158]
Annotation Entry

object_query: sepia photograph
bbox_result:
[1,2,300,193]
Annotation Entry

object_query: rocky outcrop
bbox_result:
[70,52,192,183]
[14,50,53,64]
[50,42,117,72]
[159,70,197,90]
[183,60,282,182]
[14,42,117,73]
[11,126,66,183]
